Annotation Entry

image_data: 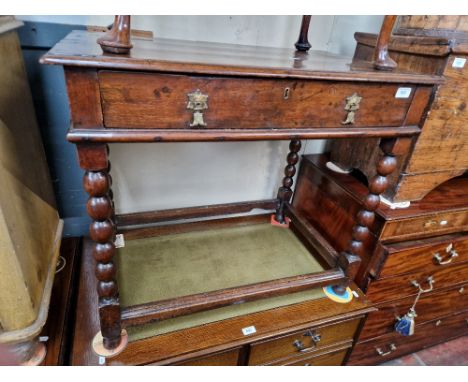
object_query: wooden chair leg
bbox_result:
[333,138,399,294]
[79,143,125,354]
[275,140,302,224]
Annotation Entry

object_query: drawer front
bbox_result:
[174,348,240,366]
[360,283,468,341]
[348,310,468,365]
[248,317,361,365]
[280,347,349,366]
[381,211,468,242]
[99,71,416,129]
[366,261,468,303]
[380,235,468,279]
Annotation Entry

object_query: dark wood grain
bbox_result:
[40,238,81,366]
[41,31,444,84]
[99,71,422,130]
[360,282,468,341]
[97,16,132,54]
[116,199,277,227]
[121,270,347,327]
[348,310,468,365]
[373,16,398,70]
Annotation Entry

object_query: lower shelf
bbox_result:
[117,213,346,328]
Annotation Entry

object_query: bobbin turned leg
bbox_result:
[274,139,302,225]
[78,143,127,355]
[331,138,399,298]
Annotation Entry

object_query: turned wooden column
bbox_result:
[295,16,312,52]
[275,140,302,224]
[373,15,397,70]
[335,138,399,289]
[79,143,123,351]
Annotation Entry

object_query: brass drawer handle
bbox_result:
[292,330,321,352]
[341,93,362,125]
[433,249,458,265]
[187,89,208,127]
[376,343,397,356]
[411,276,434,293]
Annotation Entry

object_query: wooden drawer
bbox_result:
[366,261,468,303]
[348,310,468,365]
[378,234,468,279]
[174,348,240,366]
[248,317,361,365]
[360,283,468,341]
[381,211,468,242]
[273,344,350,366]
[99,71,418,130]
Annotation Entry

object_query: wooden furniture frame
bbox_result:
[41,15,443,356]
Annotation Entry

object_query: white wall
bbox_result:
[18,15,383,214]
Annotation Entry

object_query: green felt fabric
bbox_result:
[116,223,324,307]
[126,289,325,341]
[116,223,326,341]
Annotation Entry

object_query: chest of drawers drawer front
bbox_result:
[173,348,240,366]
[380,211,468,242]
[99,71,417,130]
[360,283,468,341]
[366,262,468,303]
[347,310,468,365]
[278,346,350,366]
[248,317,361,365]
[379,235,468,279]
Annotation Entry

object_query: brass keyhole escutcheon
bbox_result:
[341,93,362,125]
[187,89,208,127]
[283,87,290,99]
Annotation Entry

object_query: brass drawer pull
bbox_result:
[433,249,458,265]
[292,330,321,352]
[376,343,397,356]
[187,89,208,127]
[341,93,362,125]
[411,276,434,293]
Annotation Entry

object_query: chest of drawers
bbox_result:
[41,17,443,364]
[293,154,468,364]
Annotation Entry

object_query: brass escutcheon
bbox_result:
[187,89,208,127]
[341,93,362,125]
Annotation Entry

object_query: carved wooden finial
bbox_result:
[295,16,312,52]
[373,15,397,71]
[97,15,133,55]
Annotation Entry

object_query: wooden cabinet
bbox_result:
[330,16,468,203]
[41,17,443,365]
[293,154,468,365]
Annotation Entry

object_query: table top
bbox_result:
[41,30,444,85]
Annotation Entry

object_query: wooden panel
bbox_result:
[360,283,468,341]
[366,262,468,303]
[248,318,361,365]
[99,71,417,130]
[173,348,240,366]
[275,346,350,366]
[348,310,468,365]
[41,31,444,85]
[379,234,468,279]
[381,211,468,242]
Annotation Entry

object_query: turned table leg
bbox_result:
[275,139,302,224]
[78,143,127,355]
[333,138,399,295]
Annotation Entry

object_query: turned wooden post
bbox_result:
[334,138,399,292]
[78,143,124,352]
[97,15,133,54]
[373,15,397,71]
[295,16,312,52]
[275,140,302,224]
